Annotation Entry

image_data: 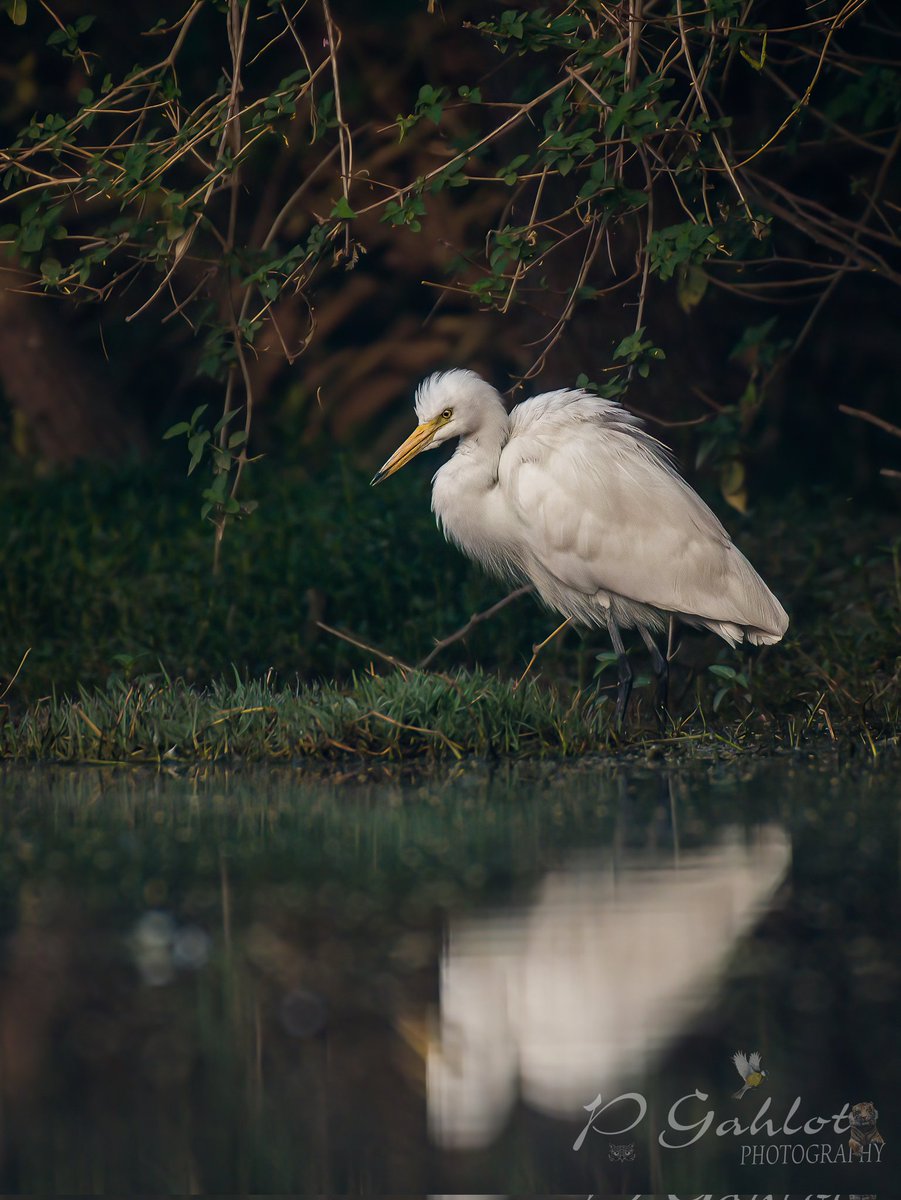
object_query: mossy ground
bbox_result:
[1,458,898,761]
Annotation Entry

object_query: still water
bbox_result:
[0,758,896,1193]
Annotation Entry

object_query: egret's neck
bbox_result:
[431,400,513,576]
[454,401,510,482]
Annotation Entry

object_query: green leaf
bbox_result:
[330,196,356,220]
[730,316,778,359]
[258,277,279,301]
[677,265,708,313]
[708,664,737,681]
[5,0,27,25]
[187,430,210,475]
[612,327,647,361]
[203,474,227,503]
[162,422,190,440]
[40,257,62,284]
[739,30,767,71]
[214,408,241,435]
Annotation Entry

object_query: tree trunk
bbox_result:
[0,284,147,463]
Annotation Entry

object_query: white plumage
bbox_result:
[372,369,788,723]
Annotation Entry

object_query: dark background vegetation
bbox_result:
[0,0,898,731]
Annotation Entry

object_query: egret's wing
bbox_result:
[500,391,786,637]
[733,1051,750,1080]
[748,1051,762,1072]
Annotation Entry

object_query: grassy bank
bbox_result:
[1,668,898,764]
[1,458,899,759]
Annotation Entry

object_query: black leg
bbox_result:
[608,617,633,730]
[639,625,669,725]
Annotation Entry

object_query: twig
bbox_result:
[38,0,91,75]
[627,146,654,383]
[523,218,607,378]
[729,0,868,171]
[675,0,756,227]
[351,70,589,219]
[316,621,414,674]
[321,0,353,254]
[364,710,463,757]
[839,405,901,440]
[501,165,549,314]
[261,144,342,250]
[0,648,31,701]
[625,0,644,88]
[417,585,533,668]
[513,617,572,691]
[783,123,901,360]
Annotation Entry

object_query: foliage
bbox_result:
[1,0,898,549]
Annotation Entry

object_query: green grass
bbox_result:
[0,670,594,762]
[0,667,897,763]
[0,456,899,759]
[0,454,554,696]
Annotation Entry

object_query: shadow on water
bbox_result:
[0,758,896,1193]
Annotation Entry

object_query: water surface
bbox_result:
[0,758,896,1193]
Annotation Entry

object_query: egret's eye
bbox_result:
[440,408,453,421]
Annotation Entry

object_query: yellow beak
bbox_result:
[371,416,442,486]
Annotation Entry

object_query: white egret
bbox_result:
[372,370,788,725]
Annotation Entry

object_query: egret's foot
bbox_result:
[639,625,670,731]
[605,617,633,733]
[614,667,633,732]
[653,663,670,730]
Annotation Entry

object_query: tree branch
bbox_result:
[418,585,533,669]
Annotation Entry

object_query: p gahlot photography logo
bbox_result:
[575,1049,886,1167]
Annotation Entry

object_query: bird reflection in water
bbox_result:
[427,825,790,1150]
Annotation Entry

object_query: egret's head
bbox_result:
[371,370,502,485]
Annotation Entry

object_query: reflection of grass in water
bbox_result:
[0,764,896,1191]
[1,460,899,756]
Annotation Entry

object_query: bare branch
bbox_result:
[839,406,901,441]
[418,585,534,669]
[317,622,414,675]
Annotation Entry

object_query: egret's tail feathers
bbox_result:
[722,548,790,645]
[704,620,744,647]
[711,622,786,647]
[746,627,785,646]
